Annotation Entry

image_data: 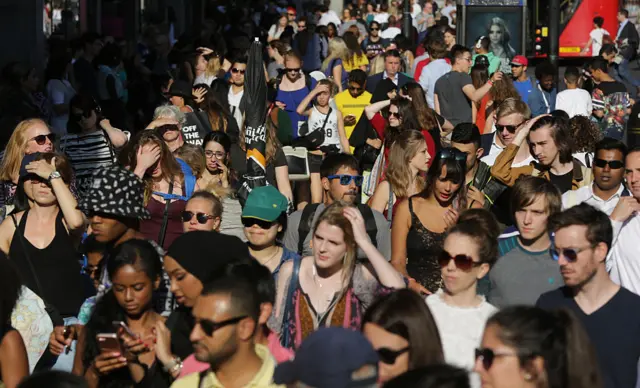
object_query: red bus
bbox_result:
[531,0,621,57]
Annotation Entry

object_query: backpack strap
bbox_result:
[357,203,378,248]
[176,158,196,199]
[297,203,320,255]
[157,179,174,248]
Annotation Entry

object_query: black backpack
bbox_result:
[297,203,378,255]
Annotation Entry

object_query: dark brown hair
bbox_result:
[449,209,500,266]
[487,306,602,388]
[510,176,562,217]
[529,115,574,164]
[363,289,444,368]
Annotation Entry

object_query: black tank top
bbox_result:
[10,210,85,317]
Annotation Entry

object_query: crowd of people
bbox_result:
[1,1,640,387]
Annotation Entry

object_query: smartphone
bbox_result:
[112,321,136,338]
[96,333,123,354]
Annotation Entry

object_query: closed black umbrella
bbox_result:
[237,38,269,207]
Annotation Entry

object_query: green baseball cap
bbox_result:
[242,186,289,222]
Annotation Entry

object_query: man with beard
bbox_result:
[562,138,629,214]
[228,57,246,131]
[537,203,640,388]
[283,153,391,259]
[334,69,371,146]
[171,277,283,387]
[487,176,564,308]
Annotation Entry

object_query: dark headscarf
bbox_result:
[166,231,251,283]
[371,78,398,103]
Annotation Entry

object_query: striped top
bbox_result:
[59,131,116,197]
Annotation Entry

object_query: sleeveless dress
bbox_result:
[141,188,187,251]
[9,210,85,318]
[405,196,445,293]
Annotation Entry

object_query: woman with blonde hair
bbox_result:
[368,130,430,223]
[321,37,350,92]
[369,54,386,75]
[193,47,228,86]
[130,131,198,249]
[272,201,406,349]
[0,118,55,217]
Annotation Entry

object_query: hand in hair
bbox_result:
[134,143,161,177]
[344,206,371,246]
[25,157,58,181]
[192,87,208,104]
[512,114,549,147]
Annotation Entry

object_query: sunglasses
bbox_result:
[496,122,525,134]
[327,174,364,186]
[549,245,593,262]
[438,250,482,271]
[288,13,296,16]
[205,150,226,159]
[182,211,216,224]
[231,68,246,75]
[348,86,363,91]
[156,124,180,136]
[30,133,56,145]
[285,68,301,73]
[199,315,247,336]
[439,148,467,162]
[242,217,277,229]
[81,264,100,277]
[475,348,519,370]
[370,27,379,31]
[388,111,401,119]
[593,158,624,169]
[377,347,409,364]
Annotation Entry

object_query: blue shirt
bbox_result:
[528,83,557,116]
[513,78,534,104]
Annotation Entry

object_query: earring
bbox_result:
[524,373,533,381]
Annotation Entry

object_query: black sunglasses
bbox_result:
[182,211,215,224]
[199,315,247,336]
[285,68,301,73]
[156,124,180,136]
[439,148,467,162]
[30,133,56,145]
[231,67,246,75]
[593,158,624,169]
[475,348,519,370]
[327,174,363,186]
[377,347,409,364]
[388,111,401,119]
[496,122,525,134]
[242,217,276,229]
[549,245,593,262]
[370,27,379,31]
[437,250,482,271]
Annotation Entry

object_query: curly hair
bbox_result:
[570,115,601,153]
[490,77,520,107]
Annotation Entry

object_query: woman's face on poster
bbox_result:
[489,24,503,44]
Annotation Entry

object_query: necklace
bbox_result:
[312,265,338,304]
[257,247,281,268]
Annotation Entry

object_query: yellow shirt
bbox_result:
[170,344,284,388]
[343,54,369,72]
[334,89,372,151]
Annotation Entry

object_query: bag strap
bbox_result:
[297,203,320,255]
[319,107,332,133]
[387,182,394,224]
[11,214,45,295]
[281,254,301,348]
[157,179,175,248]
[357,204,378,248]
[100,128,117,163]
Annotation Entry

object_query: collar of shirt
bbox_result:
[382,71,399,85]
[202,344,280,388]
[588,183,626,203]
[618,19,629,39]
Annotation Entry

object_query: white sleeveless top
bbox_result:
[307,105,341,149]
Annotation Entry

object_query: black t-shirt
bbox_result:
[73,57,97,98]
[182,111,240,146]
[549,170,573,194]
[537,287,640,388]
[596,80,628,96]
[230,144,287,187]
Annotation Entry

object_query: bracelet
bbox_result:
[162,356,182,372]
[169,361,183,376]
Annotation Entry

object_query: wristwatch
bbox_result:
[48,171,62,181]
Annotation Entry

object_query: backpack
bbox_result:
[154,158,196,202]
[297,203,378,255]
